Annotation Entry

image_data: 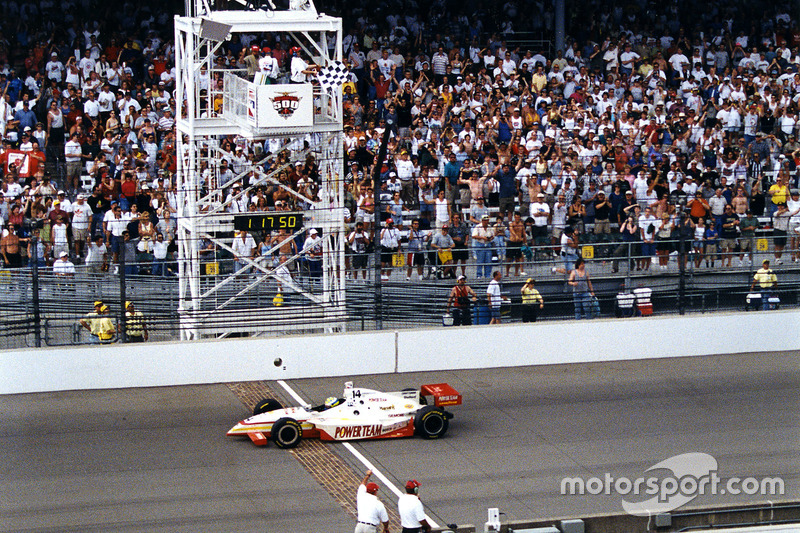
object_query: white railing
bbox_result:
[222,71,341,132]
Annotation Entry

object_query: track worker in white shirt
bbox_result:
[398,479,431,533]
[355,470,390,533]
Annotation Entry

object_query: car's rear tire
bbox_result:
[271,417,303,448]
[415,406,448,439]
[253,398,282,416]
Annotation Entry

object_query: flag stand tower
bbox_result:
[173,0,346,340]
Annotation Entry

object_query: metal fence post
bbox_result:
[625,241,632,289]
[31,237,41,348]
[119,250,127,343]
[371,119,393,330]
[678,212,686,315]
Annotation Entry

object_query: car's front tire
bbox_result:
[414,406,448,439]
[271,417,303,448]
[253,398,282,416]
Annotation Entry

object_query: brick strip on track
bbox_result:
[227,381,402,530]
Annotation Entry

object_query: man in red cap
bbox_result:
[355,470,389,533]
[244,45,260,76]
[259,47,279,83]
[398,479,431,533]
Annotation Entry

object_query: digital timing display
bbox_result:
[233,213,303,232]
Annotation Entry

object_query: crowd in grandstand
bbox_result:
[1,0,800,281]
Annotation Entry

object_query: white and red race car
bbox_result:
[227,382,462,448]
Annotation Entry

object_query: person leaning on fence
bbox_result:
[448,212,470,277]
[447,275,477,326]
[430,223,455,279]
[471,214,495,279]
[750,260,777,311]
[53,251,76,279]
[79,302,115,344]
[569,257,595,320]
[122,301,148,342]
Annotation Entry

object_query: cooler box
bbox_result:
[633,287,653,316]
[616,293,635,318]
[745,293,761,311]
[746,294,780,310]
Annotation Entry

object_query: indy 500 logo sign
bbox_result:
[270,92,302,119]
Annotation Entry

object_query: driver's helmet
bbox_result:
[324,397,343,408]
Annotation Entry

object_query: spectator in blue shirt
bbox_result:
[14,101,37,131]
[443,152,461,209]
[493,160,522,217]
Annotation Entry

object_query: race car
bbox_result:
[227,381,462,448]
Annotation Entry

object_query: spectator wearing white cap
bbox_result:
[230,146,248,175]
[471,214,495,279]
[225,183,248,213]
[302,228,323,280]
[56,190,72,213]
[394,150,416,207]
[157,108,175,133]
[529,192,550,242]
[71,194,93,260]
[45,52,64,82]
[53,251,75,277]
[19,127,34,151]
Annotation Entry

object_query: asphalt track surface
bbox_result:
[1,350,798,532]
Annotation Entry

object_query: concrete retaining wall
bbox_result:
[2,310,798,395]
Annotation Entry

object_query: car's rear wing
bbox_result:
[420,383,462,407]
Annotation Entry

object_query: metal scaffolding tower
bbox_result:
[173,0,345,340]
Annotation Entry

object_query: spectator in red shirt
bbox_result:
[48,200,69,225]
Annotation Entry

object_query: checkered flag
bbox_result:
[316,61,349,92]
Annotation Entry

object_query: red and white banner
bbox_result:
[2,149,44,177]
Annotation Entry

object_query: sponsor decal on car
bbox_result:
[438,395,459,405]
[334,424,383,439]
